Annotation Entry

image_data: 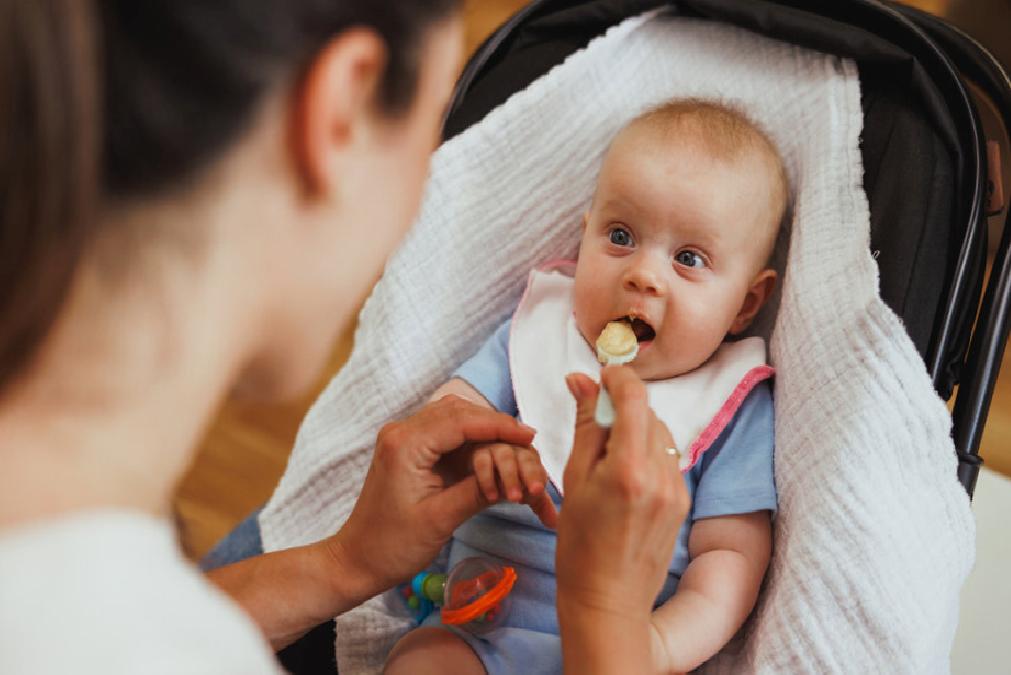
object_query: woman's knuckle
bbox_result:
[657,483,677,509]
[615,466,645,500]
[448,395,473,414]
[432,395,460,416]
[376,422,401,452]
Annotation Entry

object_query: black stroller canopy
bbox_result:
[443,0,1011,496]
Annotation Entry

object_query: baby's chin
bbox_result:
[631,361,695,382]
[575,325,714,381]
[630,348,712,382]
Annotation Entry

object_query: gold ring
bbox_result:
[668,446,690,471]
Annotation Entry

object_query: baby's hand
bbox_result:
[472,443,558,529]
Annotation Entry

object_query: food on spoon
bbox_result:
[593,320,639,427]
[596,320,639,365]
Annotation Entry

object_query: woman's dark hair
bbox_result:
[0,0,99,393]
[0,0,460,393]
[100,0,461,197]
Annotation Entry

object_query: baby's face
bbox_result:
[573,128,779,381]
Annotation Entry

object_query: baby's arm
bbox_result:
[649,511,772,673]
[429,378,557,527]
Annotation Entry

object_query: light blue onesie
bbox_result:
[419,319,777,675]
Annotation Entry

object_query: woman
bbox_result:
[0,1,688,672]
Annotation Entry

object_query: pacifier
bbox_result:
[402,556,517,634]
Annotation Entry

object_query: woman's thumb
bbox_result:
[564,373,606,489]
[427,475,485,537]
[566,372,599,410]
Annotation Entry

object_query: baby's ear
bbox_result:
[730,269,777,334]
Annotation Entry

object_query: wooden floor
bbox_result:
[173,0,1010,561]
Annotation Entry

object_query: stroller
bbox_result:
[444,0,1011,499]
[277,1,1010,672]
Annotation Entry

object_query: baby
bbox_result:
[385,99,787,674]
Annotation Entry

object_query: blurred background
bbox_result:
[173,1,1010,669]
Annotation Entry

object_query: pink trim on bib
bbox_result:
[683,364,775,470]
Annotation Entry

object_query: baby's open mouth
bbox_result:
[616,316,656,343]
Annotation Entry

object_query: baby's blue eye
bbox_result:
[675,250,705,269]
[609,228,632,247]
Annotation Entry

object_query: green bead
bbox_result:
[422,574,447,602]
[407,595,419,610]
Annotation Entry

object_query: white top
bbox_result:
[0,510,282,674]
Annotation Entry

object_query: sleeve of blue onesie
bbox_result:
[452,318,518,417]
[691,381,777,520]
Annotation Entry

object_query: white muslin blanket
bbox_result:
[259,11,975,674]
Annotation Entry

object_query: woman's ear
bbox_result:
[291,28,386,196]
[730,269,777,334]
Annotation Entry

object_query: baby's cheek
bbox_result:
[571,282,599,341]
[679,299,733,353]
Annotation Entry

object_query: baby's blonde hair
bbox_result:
[627,99,789,265]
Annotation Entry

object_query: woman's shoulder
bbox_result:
[0,510,281,674]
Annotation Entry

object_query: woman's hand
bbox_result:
[208,395,537,650]
[327,395,539,602]
[556,367,690,674]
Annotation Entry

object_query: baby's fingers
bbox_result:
[491,444,522,502]
[516,447,547,496]
[472,447,499,503]
[527,491,559,530]
[516,447,557,529]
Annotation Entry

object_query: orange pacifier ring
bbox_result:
[441,566,517,626]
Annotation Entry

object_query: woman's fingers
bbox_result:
[647,412,689,517]
[346,396,543,595]
[403,396,536,463]
[423,475,486,539]
[646,410,679,473]
[563,372,607,491]
[601,366,651,467]
[556,364,691,626]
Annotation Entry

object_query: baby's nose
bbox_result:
[623,264,664,296]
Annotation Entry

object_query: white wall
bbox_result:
[951,467,1011,674]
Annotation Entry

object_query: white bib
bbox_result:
[509,263,773,494]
